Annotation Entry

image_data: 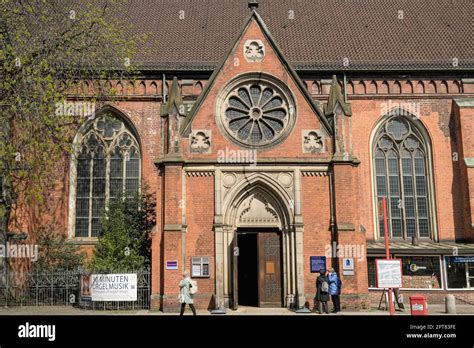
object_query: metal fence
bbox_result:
[0,269,151,310]
[79,270,151,310]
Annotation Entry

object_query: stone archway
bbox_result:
[213,171,305,310]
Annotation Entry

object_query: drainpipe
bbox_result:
[162,73,167,103]
[160,72,166,307]
[343,72,347,103]
[328,168,339,275]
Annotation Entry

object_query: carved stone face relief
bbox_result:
[190,130,211,153]
[302,130,325,153]
[244,39,265,62]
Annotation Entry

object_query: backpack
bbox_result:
[321,280,329,293]
[189,280,198,295]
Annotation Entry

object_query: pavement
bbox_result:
[0,304,473,315]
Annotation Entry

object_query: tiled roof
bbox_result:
[122,0,474,71]
[367,241,474,254]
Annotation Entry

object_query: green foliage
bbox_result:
[0,0,145,247]
[32,227,86,271]
[89,189,155,273]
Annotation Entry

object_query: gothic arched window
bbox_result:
[373,114,434,240]
[73,113,140,238]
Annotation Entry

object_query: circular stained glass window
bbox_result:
[217,75,296,148]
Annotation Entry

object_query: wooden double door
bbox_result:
[233,229,283,308]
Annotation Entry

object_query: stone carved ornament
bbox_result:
[190,130,211,153]
[238,193,279,225]
[244,39,265,62]
[302,129,325,153]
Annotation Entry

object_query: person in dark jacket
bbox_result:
[328,267,342,313]
[315,268,329,314]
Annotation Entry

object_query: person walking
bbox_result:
[328,267,342,313]
[316,268,330,314]
[179,271,197,316]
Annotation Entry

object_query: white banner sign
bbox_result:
[376,259,403,288]
[91,274,137,301]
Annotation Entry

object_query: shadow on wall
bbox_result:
[207,294,216,311]
[449,103,469,242]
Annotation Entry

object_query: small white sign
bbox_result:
[91,274,137,301]
[192,264,201,277]
[376,259,403,288]
[343,258,354,270]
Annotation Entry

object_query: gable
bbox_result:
[181,11,332,158]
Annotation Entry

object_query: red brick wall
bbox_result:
[301,175,332,295]
[453,101,474,240]
[184,175,215,309]
[350,98,465,242]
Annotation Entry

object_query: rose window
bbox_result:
[220,77,295,148]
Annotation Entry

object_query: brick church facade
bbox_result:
[21,0,474,311]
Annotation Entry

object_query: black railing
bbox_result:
[0,269,151,310]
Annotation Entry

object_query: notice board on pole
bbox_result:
[376,259,403,288]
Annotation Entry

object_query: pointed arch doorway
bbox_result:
[235,227,283,308]
[222,181,296,310]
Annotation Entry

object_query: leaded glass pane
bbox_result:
[75,153,91,237]
[75,218,89,237]
[376,176,387,196]
[414,156,425,175]
[388,156,398,175]
[390,198,401,218]
[402,158,412,174]
[375,158,385,174]
[92,197,105,216]
[403,176,413,195]
[406,219,416,237]
[110,147,124,199]
[391,219,402,237]
[75,198,89,218]
[419,219,429,237]
[92,158,105,196]
[126,158,140,178]
[91,218,102,237]
[76,178,90,201]
[77,156,90,177]
[405,197,415,218]
[110,147,123,177]
[126,178,140,195]
[379,219,385,236]
[415,176,426,196]
[417,197,428,217]
[389,175,400,196]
